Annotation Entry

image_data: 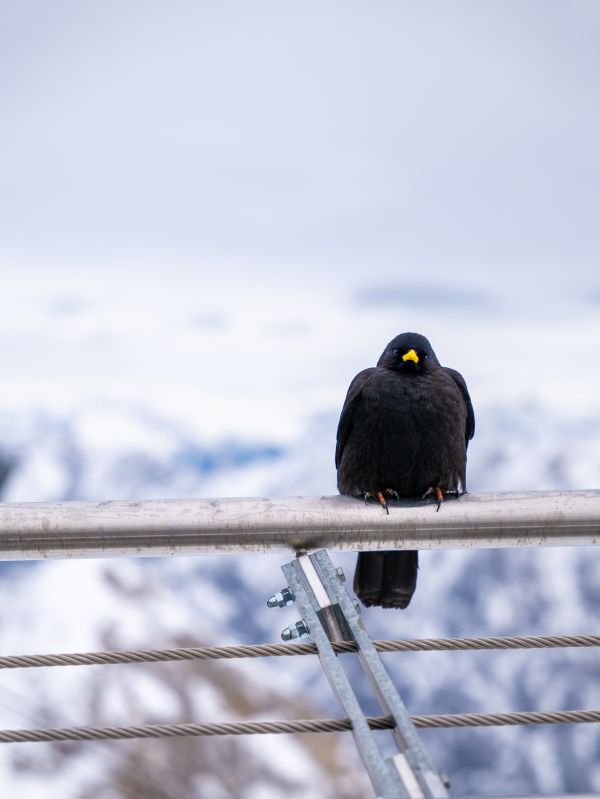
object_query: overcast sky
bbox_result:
[0,1,599,426]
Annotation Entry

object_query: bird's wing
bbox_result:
[335,368,376,468]
[443,367,475,446]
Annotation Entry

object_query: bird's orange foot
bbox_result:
[363,491,390,515]
[421,485,444,512]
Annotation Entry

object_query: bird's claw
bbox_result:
[422,486,444,511]
[363,491,390,514]
[376,491,389,515]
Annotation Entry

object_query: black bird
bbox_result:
[335,332,475,609]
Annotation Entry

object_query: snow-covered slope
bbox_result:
[0,400,598,798]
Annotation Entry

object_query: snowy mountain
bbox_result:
[0,400,598,798]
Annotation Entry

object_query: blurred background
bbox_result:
[0,1,599,797]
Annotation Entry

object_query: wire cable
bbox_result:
[1,633,597,670]
[1,709,599,744]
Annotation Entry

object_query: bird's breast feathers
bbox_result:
[361,368,465,425]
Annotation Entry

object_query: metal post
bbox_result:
[280,550,448,799]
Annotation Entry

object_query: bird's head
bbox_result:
[377,332,439,373]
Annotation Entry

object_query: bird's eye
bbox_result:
[423,353,428,360]
[393,349,399,356]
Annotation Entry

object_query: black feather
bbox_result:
[336,332,474,609]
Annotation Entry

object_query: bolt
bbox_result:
[281,620,310,641]
[439,771,451,789]
[353,601,362,615]
[335,566,346,582]
[266,587,294,608]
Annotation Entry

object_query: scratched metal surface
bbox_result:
[0,490,598,560]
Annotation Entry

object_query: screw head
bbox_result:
[281,620,310,641]
[267,587,294,608]
[335,566,346,582]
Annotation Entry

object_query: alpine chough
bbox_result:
[335,332,475,609]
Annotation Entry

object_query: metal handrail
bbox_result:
[0,490,598,560]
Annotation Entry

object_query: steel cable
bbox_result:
[1,709,599,744]
[1,634,598,670]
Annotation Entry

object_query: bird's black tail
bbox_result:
[353,550,419,609]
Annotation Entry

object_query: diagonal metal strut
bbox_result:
[281,550,448,799]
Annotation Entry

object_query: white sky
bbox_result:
[0,1,599,436]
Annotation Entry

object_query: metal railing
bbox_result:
[0,490,598,560]
[0,490,598,798]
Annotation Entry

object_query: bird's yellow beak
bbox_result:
[402,349,419,364]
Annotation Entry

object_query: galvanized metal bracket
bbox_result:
[281,550,449,799]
